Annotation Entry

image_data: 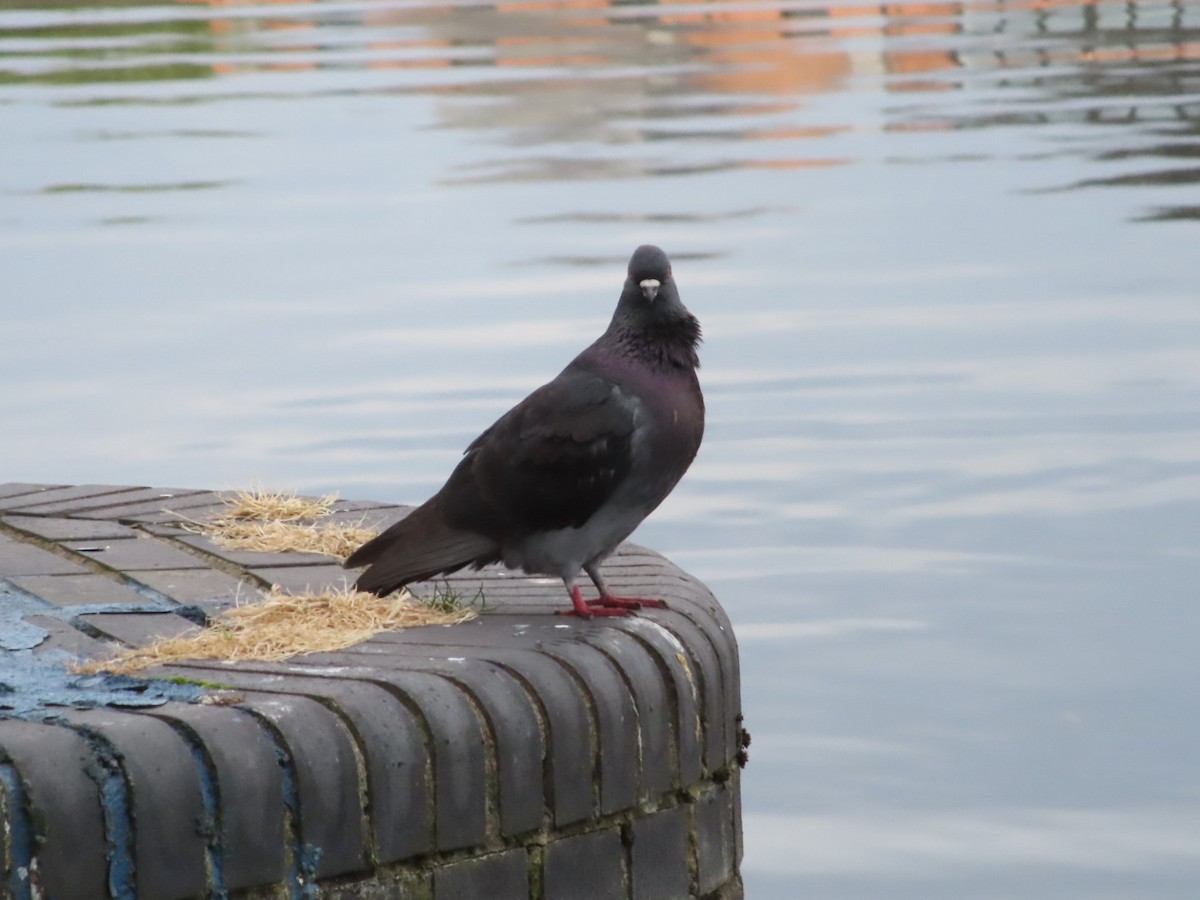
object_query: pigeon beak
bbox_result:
[639,279,660,302]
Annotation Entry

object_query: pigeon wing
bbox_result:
[445,369,637,535]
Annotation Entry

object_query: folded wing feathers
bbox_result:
[347,511,498,596]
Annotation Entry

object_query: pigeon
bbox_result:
[345,245,703,617]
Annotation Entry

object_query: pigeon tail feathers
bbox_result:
[348,504,499,596]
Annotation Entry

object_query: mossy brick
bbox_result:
[694,783,736,895]
[9,572,152,608]
[580,628,674,797]
[147,702,287,891]
[64,708,209,900]
[77,611,199,646]
[613,617,704,787]
[2,515,139,541]
[0,720,109,899]
[238,695,368,879]
[0,484,142,512]
[630,806,690,900]
[315,649,545,839]
[433,848,529,900]
[0,536,88,576]
[164,667,435,863]
[543,828,626,900]
[62,536,208,572]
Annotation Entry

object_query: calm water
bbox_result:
[3,1,1200,896]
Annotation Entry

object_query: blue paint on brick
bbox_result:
[72,727,137,900]
[0,649,202,719]
[0,763,34,900]
[171,721,230,899]
[241,707,321,900]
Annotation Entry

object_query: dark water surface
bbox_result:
[3,1,1200,896]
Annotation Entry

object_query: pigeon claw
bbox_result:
[555,588,671,618]
[594,595,668,610]
[558,585,635,618]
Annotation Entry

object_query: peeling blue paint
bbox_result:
[172,721,229,899]
[0,649,203,720]
[0,579,204,720]
[0,763,34,900]
[241,708,321,900]
[71,727,137,900]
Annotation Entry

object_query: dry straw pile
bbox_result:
[82,489,475,675]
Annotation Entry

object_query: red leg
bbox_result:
[556,584,631,618]
[592,594,668,610]
[583,563,669,611]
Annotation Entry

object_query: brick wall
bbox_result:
[0,484,744,900]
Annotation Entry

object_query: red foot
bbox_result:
[555,587,669,618]
[556,585,633,618]
[592,595,668,610]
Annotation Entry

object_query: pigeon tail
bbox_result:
[347,504,499,596]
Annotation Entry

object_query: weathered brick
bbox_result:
[110,496,233,524]
[252,564,359,594]
[55,488,207,518]
[239,694,368,879]
[336,667,487,852]
[62,536,208,572]
[609,548,742,763]
[2,515,138,541]
[538,641,639,815]
[630,806,690,900]
[64,709,209,900]
[210,671,434,863]
[0,484,142,512]
[613,617,704,787]
[147,702,287,891]
[78,611,199,646]
[0,483,65,503]
[125,567,257,616]
[172,532,331,568]
[654,612,726,772]
[433,848,529,900]
[24,615,117,659]
[9,572,152,608]
[694,784,735,896]
[543,828,626,900]
[583,628,674,797]
[315,649,545,839]
[363,627,594,827]
[0,536,87,577]
[0,720,109,899]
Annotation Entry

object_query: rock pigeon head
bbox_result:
[610,244,701,369]
[620,245,688,317]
